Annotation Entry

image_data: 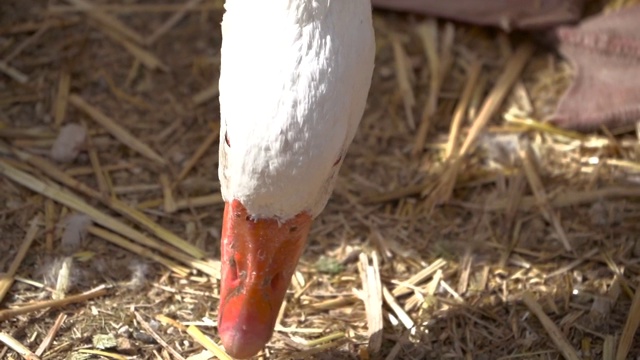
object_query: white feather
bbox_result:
[218,0,375,220]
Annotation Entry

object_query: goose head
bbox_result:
[217,1,375,358]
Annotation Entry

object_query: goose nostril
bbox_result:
[227,257,240,286]
[270,272,284,292]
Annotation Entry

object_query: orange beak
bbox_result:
[217,200,312,359]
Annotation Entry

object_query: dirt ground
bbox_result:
[1,1,639,359]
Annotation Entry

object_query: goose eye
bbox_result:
[224,131,231,147]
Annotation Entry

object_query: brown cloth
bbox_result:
[549,5,640,129]
[371,0,584,30]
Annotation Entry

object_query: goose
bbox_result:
[216,0,375,358]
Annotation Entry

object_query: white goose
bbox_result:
[217,0,375,358]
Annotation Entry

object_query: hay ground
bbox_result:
[1,0,640,359]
